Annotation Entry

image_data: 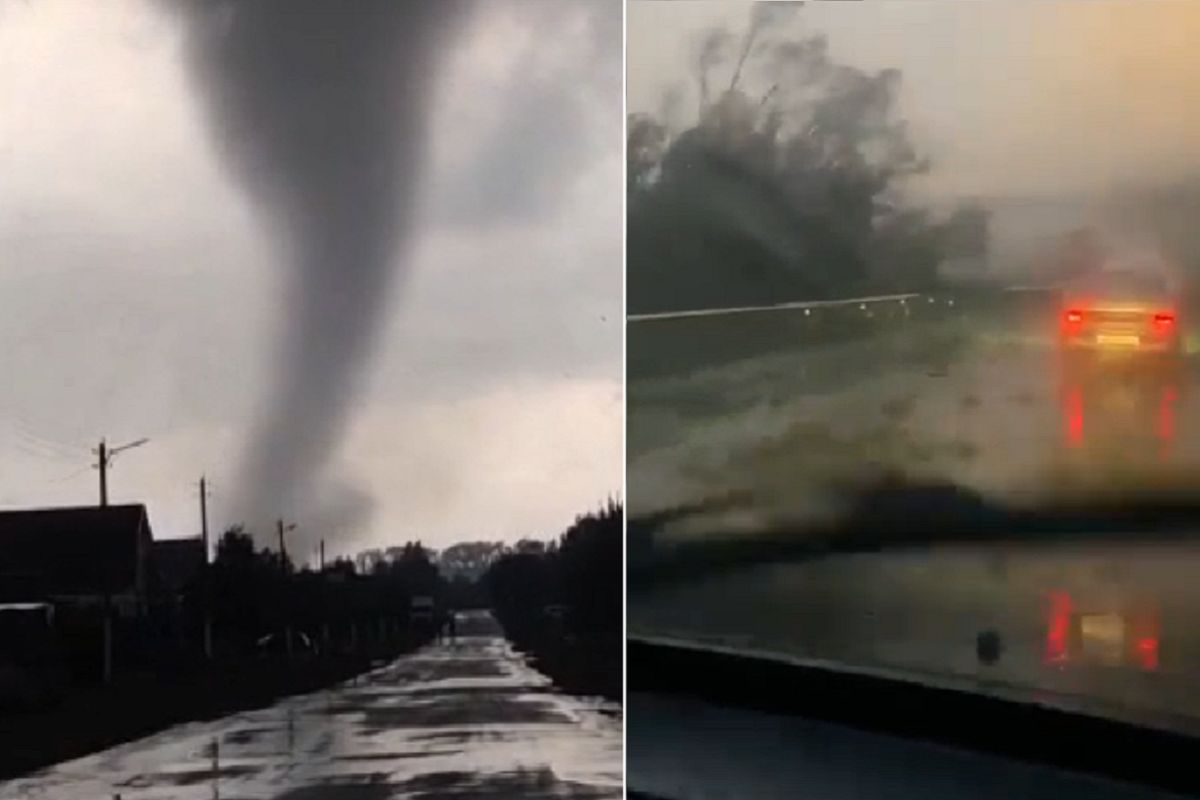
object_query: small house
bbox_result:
[0,504,155,618]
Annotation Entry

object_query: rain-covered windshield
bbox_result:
[1076,270,1170,299]
[627,0,1200,737]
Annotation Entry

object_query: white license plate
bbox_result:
[1080,613,1127,664]
[1097,334,1140,346]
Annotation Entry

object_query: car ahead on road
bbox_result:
[1059,269,1182,358]
[1043,589,1161,671]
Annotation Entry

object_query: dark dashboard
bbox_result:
[628,637,1198,800]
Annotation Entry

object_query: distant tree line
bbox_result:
[183,526,444,655]
[173,505,620,666]
[484,499,622,644]
[628,4,988,315]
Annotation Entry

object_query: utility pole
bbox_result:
[199,475,212,661]
[276,517,297,659]
[96,440,107,507]
[92,437,149,507]
[199,476,210,563]
[319,539,325,572]
[277,518,296,575]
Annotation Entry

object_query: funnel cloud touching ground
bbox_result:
[181,1,466,541]
[0,0,621,554]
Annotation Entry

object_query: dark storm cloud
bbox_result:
[432,0,622,228]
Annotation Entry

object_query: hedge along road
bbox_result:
[0,610,622,800]
[628,286,1200,535]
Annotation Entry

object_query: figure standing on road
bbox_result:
[447,611,458,643]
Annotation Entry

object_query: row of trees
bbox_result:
[484,499,623,643]
[184,527,444,654]
[628,4,988,314]
[173,501,621,661]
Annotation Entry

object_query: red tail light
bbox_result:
[1135,635,1160,671]
[1154,312,1175,327]
[1065,310,1083,324]
[1045,590,1072,664]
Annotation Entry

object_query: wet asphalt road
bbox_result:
[0,611,621,800]
[628,304,1200,733]
[629,308,1200,530]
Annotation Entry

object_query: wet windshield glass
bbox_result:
[627,0,1200,736]
[1080,271,1169,298]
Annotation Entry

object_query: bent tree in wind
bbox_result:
[628,4,989,316]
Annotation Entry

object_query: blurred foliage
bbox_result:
[628,4,989,314]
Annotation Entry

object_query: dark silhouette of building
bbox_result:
[0,504,155,617]
[151,537,205,596]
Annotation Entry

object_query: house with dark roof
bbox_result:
[151,537,205,596]
[0,504,155,617]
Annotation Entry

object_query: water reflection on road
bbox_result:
[0,611,621,800]
[628,317,1200,530]
[629,542,1200,736]
[628,312,1200,735]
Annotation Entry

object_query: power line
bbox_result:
[48,465,92,484]
[2,419,84,461]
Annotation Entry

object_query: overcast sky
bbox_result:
[0,0,621,558]
[629,0,1200,202]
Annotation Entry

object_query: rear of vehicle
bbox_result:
[1059,270,1182,357]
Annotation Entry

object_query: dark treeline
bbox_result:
[181,527,445,658]
[628,3,988,315]
[484,500,622,700]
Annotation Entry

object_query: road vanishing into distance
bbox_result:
[0,611,621,800]
[628,290,1200,735]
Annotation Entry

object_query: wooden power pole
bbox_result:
[277,519,296,574]
[199,476,209,563]
[93,437,149,507]
[96,440,107,506]
[199,475,213,660]
[278,518,286,573]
